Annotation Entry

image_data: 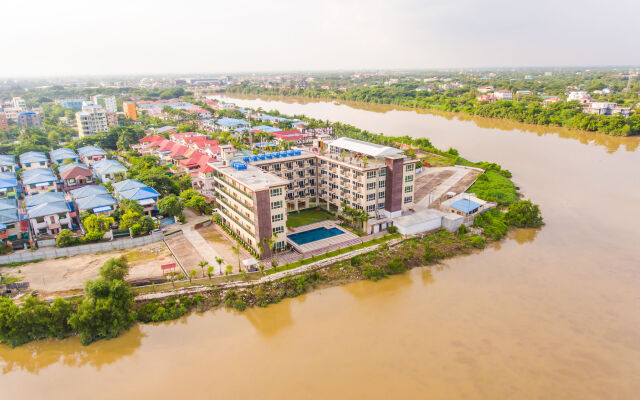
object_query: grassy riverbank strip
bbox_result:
[225,88,640,136]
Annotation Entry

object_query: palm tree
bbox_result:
[215,256,223,274]
[231,245,241,272]
[271,258,279,272]
[189,269,196,283]
[198,261,209,278]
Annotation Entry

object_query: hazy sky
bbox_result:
[3,0,640,77]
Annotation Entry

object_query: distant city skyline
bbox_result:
[3,0,640,78]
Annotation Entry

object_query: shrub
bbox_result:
[387,225,398,234]
[474,209,509,240]
[504,200,544,228]
[56,229,83,248]
[361,263,387,281]
[233,299,246,311]
[469,235,486,249]
[468,170,518,205]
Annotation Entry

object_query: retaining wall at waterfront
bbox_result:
[136,237,404,302]
[0,232,165,264]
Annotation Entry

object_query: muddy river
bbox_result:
[1,95,639,399]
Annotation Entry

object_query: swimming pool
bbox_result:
[288,227,344,245]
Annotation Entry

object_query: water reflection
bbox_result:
[0,324,145,374]
[223,94,640,153]
[510,228,540,245]
[242,297,295,337]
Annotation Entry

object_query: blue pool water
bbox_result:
[288,227,344,245]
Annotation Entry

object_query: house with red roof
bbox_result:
[59,163,94,189]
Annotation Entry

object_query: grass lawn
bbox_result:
[286,208,336,228]
[267,233,401,275]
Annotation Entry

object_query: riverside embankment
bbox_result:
[1,95,639,400]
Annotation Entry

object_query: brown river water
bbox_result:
[2,95,639,399]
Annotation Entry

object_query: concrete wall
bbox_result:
[0,232,164,264]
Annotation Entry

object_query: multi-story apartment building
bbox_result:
[91,95,117,113]
[17,111,43,130]
[0,112,8,131]
[212,162,288,258]
[76,106,108,137]
[211,137,418,256]
[12,97,26,110]
[244,137,418,234]
[123,101,137,120]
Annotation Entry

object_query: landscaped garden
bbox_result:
[286,208,336,228]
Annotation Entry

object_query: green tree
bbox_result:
[207,265,214,279]
[83,214,114,241]
[198,261,209,278]
[189,269,197,283]
[68,258,135,345]
[157,194,184,217]
[178,174,192,190]
[504,200,544,228]
[225,265,233,276]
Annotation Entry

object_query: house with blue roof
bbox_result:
[0,171,19,199]
[92,159,127,182]
[50,148,79,164]
[251,125,281,133]
[260,114,291,123]
[0,155,18,172]
[25,192,74,238]
[214,117,250,132]
[0,198,22,243]
[77,145,107,166]
[70,185,117,216]
[112,179,160,214]
[442,193,494,219]
[21,168,59,195]
[19,151,50,170]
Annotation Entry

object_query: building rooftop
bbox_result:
[19,151,48,165]
[50,148,79,163]
[0,172,17,189]
[22,168,57,185]
[77,145,107,157]
[70,184,109,199]
[0,155,17,167]
[26,199,70,219]
[327,137,403,158]
[59,163,93,179]
[0,198,19,225]
[93,159,127,175]
[25,191,65,208]
[450,199,482,214]
[76,193,117,211]
[218,163,288,191]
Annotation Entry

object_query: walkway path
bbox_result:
[182,225,226,275]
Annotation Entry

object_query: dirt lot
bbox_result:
[0,242,175,298]
[197,225,247,268]
[164,232,201,271]
[414,166,481,206]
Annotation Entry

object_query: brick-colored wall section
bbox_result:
[254,190,273,258]
[385,157,404,213]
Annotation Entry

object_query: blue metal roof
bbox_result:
[450,199,482,214]
[69,184,109,199]
[215,117,250,127]
[50,148,79,163]
[25,192,65,208]
[21,168,56,185]
[77,145,107,157]
[76,194,117,211]
[19,151,48,165]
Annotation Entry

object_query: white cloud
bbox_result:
[2,0,639,77]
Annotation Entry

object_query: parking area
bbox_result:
[414,166,482,208]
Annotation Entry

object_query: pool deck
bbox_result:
[286,221,360,256]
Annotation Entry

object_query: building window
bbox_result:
[403,196,413,204]
[271,200,283,209]
[367,182,375,190]
[36,217,44,223]
[366,204,375,212]
[378,191,385,199]
[274,241,286,250]
[404,175,414,182]
[271,214,284,222]
[366,193,375,201]
[379,168,386,176]
[273,226,284,234]
[405,185,413,193]
[378,180,386,188]
[406,164,414,172]
[378,202,385,209]
[367,170,377,179]
[270,187,282,197]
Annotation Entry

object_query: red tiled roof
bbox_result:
[59,165,92,180]
[140,135,164,143]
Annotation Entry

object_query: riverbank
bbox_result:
[225,88,640,137]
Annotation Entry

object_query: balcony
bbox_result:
[215,177,252,200]
[216,185,253,212]
[218,207,255,239]
[217,196,255,227]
